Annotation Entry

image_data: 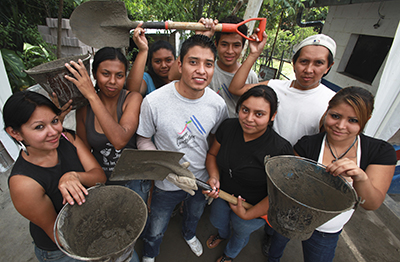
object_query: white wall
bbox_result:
[0,51,20,165]
[322,1,400,95]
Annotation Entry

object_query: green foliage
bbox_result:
[123,0,246,23]
[1,49,35,92]
[1,43,56,92]
[265,27,316,60]
[0,0,76,26]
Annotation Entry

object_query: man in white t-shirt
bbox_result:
[137,34,228,262]
[228,33,337,259]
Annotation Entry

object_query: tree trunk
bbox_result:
[269,11,284,63]
[57,0,63,59]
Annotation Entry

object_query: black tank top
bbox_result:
[9,134,84,251]
[85,89,137,182]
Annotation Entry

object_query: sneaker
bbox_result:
[185,236,203,257]
[142,256,155,262]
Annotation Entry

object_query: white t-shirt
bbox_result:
[137,81,229,191]
[268,79,335,146]
[315,135,359,233]
[209,62,258,118]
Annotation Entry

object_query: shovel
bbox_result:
[70,0,266,48]
[109,149,253,209]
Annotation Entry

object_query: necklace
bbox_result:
[326,136,358,163]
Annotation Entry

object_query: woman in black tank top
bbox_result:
[3,91,106,261]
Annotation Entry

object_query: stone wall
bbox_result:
[38,18,93,58]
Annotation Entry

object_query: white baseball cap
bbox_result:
[293,34,336,58]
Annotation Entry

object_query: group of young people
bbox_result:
[3,14,396,262]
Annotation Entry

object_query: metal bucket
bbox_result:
[264,155,358,240]
[25,54,91,110]
[54,185,148,261]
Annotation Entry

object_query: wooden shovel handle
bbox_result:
[195,179,253,209]
[141,17,267,41]
[218,190,253,210]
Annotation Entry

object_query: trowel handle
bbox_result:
[195,179,253,209]
[141,18,266,41]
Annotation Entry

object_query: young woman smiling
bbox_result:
[4,91,106,262]
[267,86,397,262]
[64,26,150,203]
[127,40,176,96]
[204,85,293,262]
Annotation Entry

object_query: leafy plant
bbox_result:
[1,43,56,92]
[1,49,35,92]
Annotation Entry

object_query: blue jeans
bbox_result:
[210,198,266,258]
[142,187,207,258]
[268,229,342,262]
[35,245,82,262]
[124,179,151,203]
[35,245,139,262]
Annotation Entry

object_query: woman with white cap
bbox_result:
[229,33,338,257]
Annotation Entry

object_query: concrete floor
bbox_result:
[1,161,400,262]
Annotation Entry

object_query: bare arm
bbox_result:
[126,24,149,93]
[66,60,143,150]
[204,136,221,198]
[9,176,59,242]
[58,132,106,205]
[75,106,90,149]
[326,159,395,210]
[8,133,106,243]
[168,58,181,81]
[228,32,268,96]
[230,195,269,220]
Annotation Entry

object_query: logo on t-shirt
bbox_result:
[177,115,205,148]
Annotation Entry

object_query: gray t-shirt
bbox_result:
[137,81,229,191]
[209,62,258,118]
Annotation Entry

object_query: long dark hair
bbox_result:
[3,90,61,137]
[147,40,176,89]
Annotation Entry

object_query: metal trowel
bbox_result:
[110,149,253,209]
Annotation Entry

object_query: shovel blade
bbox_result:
[70,0,137,48]
[109,149,185,181]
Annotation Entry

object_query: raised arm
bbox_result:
[196,17,218,38]
[126,24,149,94]
[228,31,268,96]
[66,58,143,150]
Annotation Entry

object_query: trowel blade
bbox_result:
[109,149,185,181]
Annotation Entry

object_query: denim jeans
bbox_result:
[210,198,266,258]
[35,245,139,262]
[142,187,207,258]
[35,245,82,262]
[268,229,342,262]
[124,179,151,203]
